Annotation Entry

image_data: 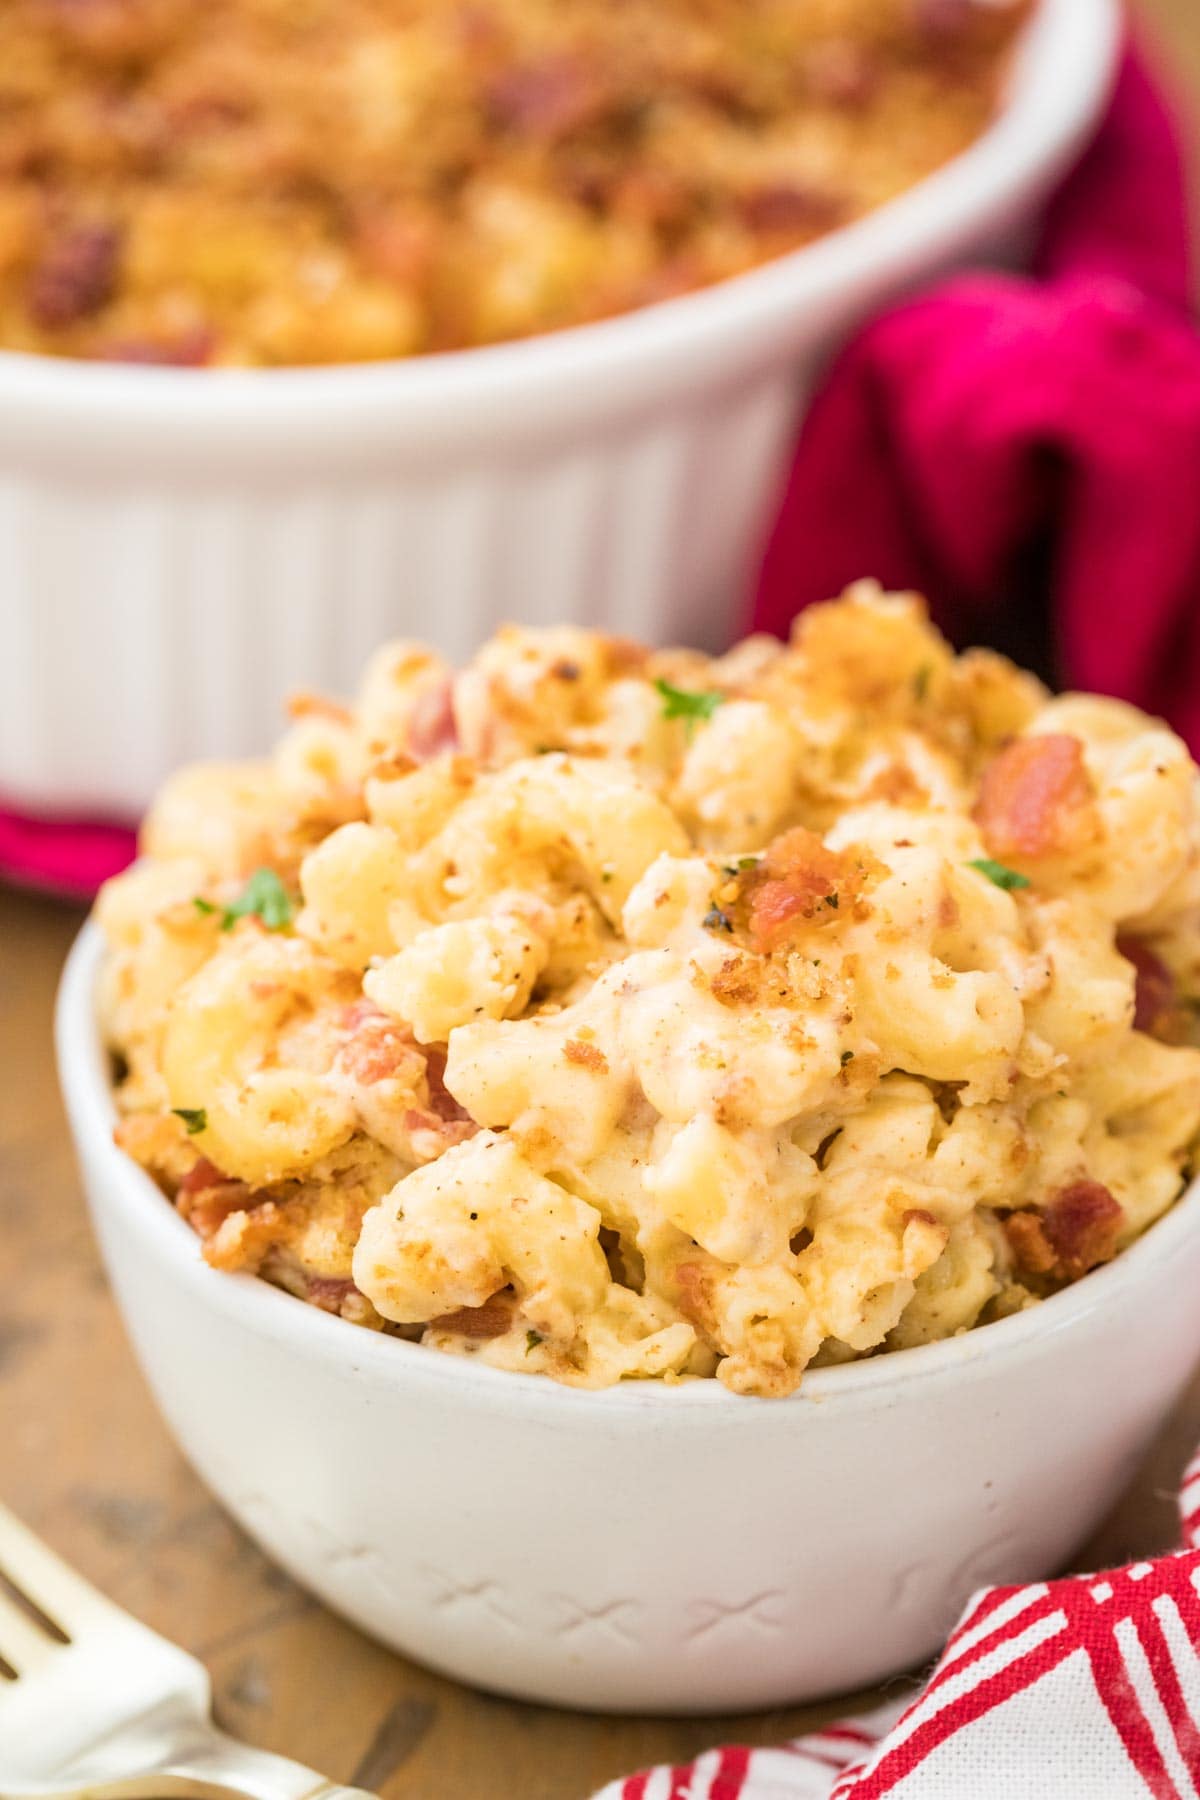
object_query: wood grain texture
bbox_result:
[3,7,1200,1790]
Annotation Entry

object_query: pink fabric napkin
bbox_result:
[596,1450,1200,1799]
[0,807,136,901]
[752,49,1200,755]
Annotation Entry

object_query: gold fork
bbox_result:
[0,1501,375,1800]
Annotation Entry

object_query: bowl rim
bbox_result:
[57,915,1200,1419]
[0,0,1120,436]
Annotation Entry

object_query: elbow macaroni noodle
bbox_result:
[99,586,1200,1396]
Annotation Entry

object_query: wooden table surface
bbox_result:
[4,6,1200,1793]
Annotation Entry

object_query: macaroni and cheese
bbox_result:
[99,587,1200,1395]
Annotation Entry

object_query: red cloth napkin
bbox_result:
[752,49,1200,753]
[596,1450,1200,1799]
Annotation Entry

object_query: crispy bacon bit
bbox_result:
[1117,935,1183,1041]
[307,1275,359,1314]
[431,1294,514,1338]
[801,40,879,107]
[175,1156,253,1239]
[406,678,460,761]
[739,183,844,236]
[178,1156,227,1196]
[1005,1180,1123,1283]
[563,1038,608,1074]
[423,1045,473,1125]
[742,827,874,954]
[28,222,121,327]
[352,203,436,288]
[673,1260,714,1327]
[486,56,608,140]
[974,734,1096,861]
[337,1001,423,1087]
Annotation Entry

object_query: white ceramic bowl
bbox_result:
[3,0,1119,823]
[56,919,1200,1714]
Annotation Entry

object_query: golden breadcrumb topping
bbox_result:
[0,0,1029,364]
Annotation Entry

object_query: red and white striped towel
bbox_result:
[596,1449,1200,1799]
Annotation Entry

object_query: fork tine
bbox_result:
[0,1502,116,1640]
[0,1582,59,1678]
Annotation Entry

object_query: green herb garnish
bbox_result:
[654,678,726,737]
[840,1050,855,1066]
[722,856,761,878]
[913,664,932,702]
[823,892,839,909]
[703,906,734,934]
[173,1107,208,1136]
[526,1331,543,1354]
[967,858,1031,892]
[200,867,296,933]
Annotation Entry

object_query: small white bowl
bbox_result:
[3,0,1119,822]
[56,920,1200,1714]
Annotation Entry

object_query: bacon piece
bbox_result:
[800,41,879,107]
[430,1295,514,1338]
[912,0,974,35]
[423,1045,473,1125]
[1117,935,1181,1040]
[404,1107,477,1161]
[307,1275,359,1314]
[337,1001,423,1087]
[175,1158,253,1239]
[673,1260,715,1328]
[974,733,1095,861]
[1005,1180,1123,1283]
[743,827,872,954]
[28,222,121,328]
[486,56,607,141]
[406,678,459,760]
[177,1180,251,1238]
[739,183,844,236]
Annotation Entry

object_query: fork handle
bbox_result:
[59,1725,380,1800]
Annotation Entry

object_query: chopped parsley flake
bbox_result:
[913,664,932,702]
[967,858,1031,892]
[722,856,761,878]
[192,896,218,917]
[173,1107,208,1135]
[526,1330,543,1354]
[653,677,726,736]
[703,906,734,934]
[204,867,296,932]
[824,892,839,909]
[840,1050,855,1066]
